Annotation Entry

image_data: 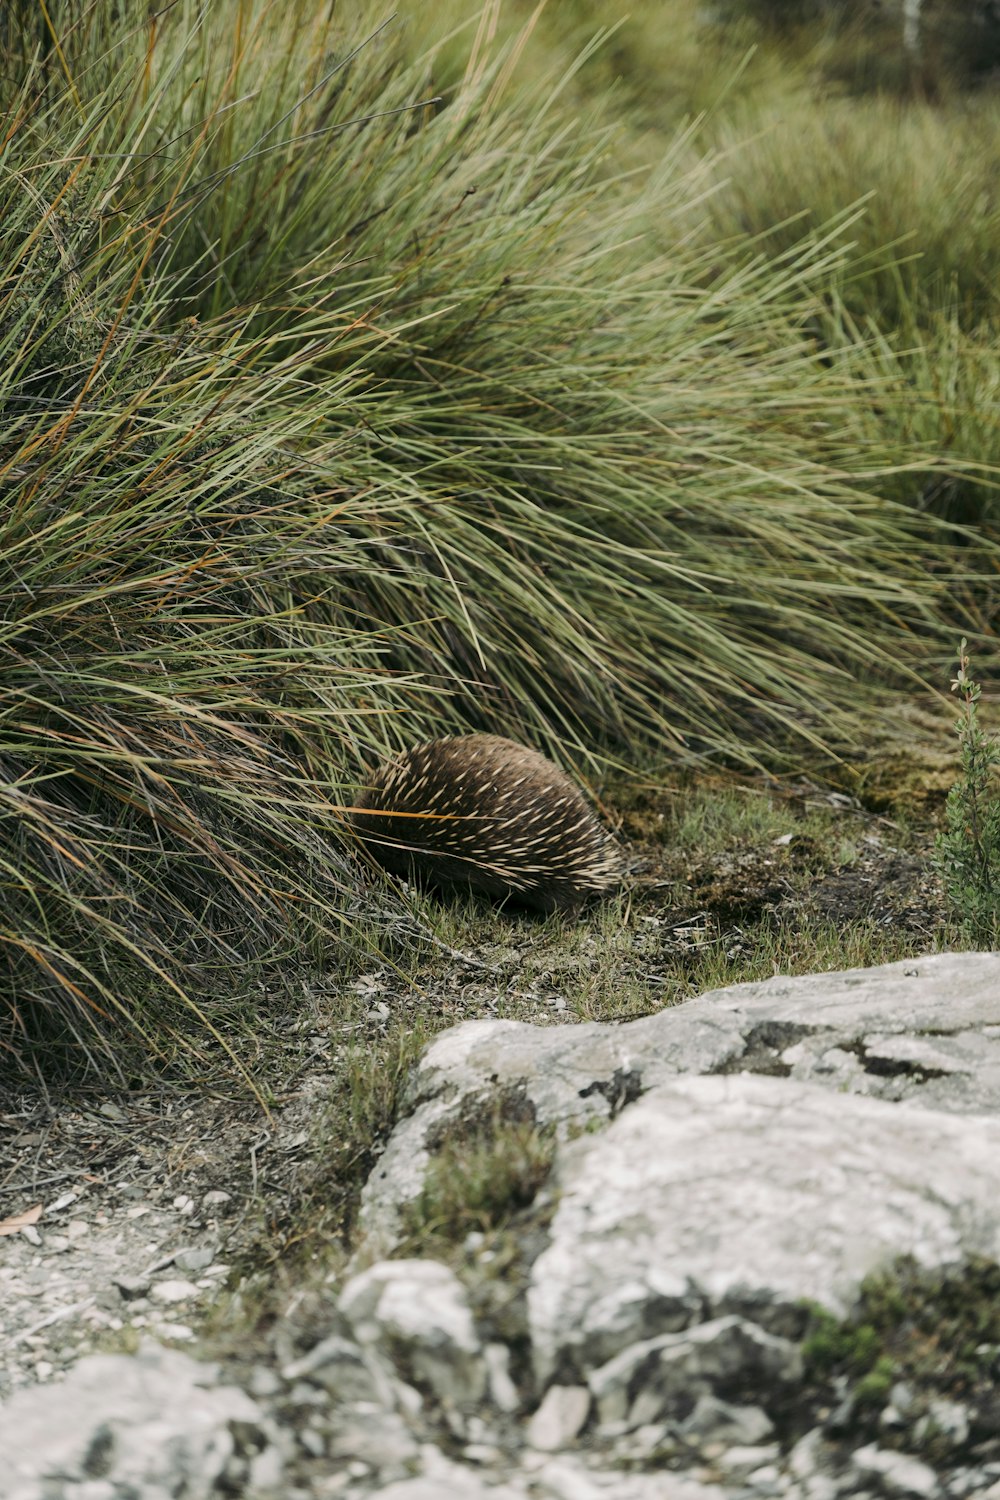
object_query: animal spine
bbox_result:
[350,734,622,913]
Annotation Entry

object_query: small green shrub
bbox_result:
[801,1257,1000,1455]
[404,1104,557,1247]
[934,639,1000,945]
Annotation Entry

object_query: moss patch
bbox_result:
[802,1257,1000,1461]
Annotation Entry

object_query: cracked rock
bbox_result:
[340,1259,487,1413]
[529,1075,1000,1379]
[0,1339,276,1500]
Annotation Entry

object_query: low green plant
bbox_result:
[403,1104,557,1249]
[802,1257,1000,1455]
[934,640,1000,945]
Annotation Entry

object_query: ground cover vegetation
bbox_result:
[0,0,998,1090]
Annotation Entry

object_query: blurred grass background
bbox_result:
[2,0,998,1083]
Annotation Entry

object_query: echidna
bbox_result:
[350,734,622,914]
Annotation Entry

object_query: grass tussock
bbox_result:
[1,0,993,1082]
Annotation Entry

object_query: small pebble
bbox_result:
[67,1221,90,1240]
[174,1246,215,1273]
[151,1278,199,1305]
[152,1322,194,1341]
[463,1444,503,1465]
[202,1190,231,1208]
[299,1429,325,1458]
[248,1366,282,1399]
[114,1275,151,1300]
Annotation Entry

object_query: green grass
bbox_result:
[1,0,994,1083]
[402,1105,557,1248]
[802,1257,1000,1459]
[704,95,1000,331]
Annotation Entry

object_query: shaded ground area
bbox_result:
[0,751,957,1396]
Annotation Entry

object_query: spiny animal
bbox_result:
[350,734,622,914]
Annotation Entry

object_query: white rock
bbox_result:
[340,1260,486,1409]
[484,1342,521,1414]
[587,1316,800,1427]
[151,1321,194,1340]
[150,1278,200,1304]
[851,1443,942,1498]
[174,1245,216,1273]
[281,1332,396,1406]
[720,1443,781,1475]
[681,1394,773,1445]
[341,1259,480,1353]
[357,955,1000,1257]
[0,1340,272,1500]
[914,1396,970,1448]
[529,1075,1000,1379]
[526,1385,591,1451]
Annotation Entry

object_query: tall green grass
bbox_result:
[0,0,987,1082]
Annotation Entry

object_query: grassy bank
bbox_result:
[0,0,993,1082]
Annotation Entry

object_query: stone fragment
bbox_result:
[484,1342,521,1414]
[150,1277,200,1304]
[0,1340,274,1500]
[913,1396,970,1449]
[680,1394,773,1445]
[526,1385,591,1451]
[174,1245,216,1273]
[587,1316,801,1427]
[248,1444,284,1490]
[326,1407,420,1471]
[113,1274,151,1300]
[851,1443,942,1498]
[282,1332,396,1406]
[340,1260,486,1410]
[152,1321,194,1341]
[719,1443,781,1475]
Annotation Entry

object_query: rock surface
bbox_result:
[529,1072,1000,1377]
[6,953,1000,1498]
[0,1341,276,1500]
[358,952,1000,1253]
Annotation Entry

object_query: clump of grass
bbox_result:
[0,0,990,1084]
[934,640,1000,945]
[404,1102,557,1249]
[704,95,1000,332]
